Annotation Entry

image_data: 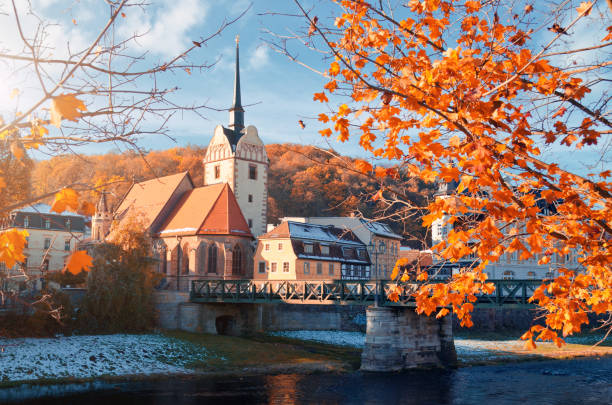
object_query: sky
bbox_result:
[0,0,609,175]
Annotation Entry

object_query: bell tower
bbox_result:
[202,36,269,237]
[91,191,112,241]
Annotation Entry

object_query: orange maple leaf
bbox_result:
[64,250,93,274]
[576,2,593,16]
[50,94,87,128]
[50,188,80,214]
[354,159,373,173]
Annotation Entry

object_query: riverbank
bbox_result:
[0,330,610,388]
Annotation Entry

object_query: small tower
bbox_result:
[430,179,458,257]
[91,192,112,241]
[202,36,269,237]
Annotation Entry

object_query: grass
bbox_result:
[162,331,362,373]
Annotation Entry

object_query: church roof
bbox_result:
[157,183,253,239]
[114,171,193,232]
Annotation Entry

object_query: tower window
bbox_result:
[248,194,253,203]
[249,164,257,180]
[214,165,221,179]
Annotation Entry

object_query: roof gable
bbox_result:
[114,171,193,231]
[198,184,252,237]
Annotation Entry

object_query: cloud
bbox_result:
[248,46,270,70]
[117,0,208,58]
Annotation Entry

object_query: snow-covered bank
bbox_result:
[0,334,209,382]
[270,330,612,362]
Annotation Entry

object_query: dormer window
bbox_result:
[66,219,71,230]
[44,219,50,229]
[304,243,313,254]
[24,216,30,228]
[358,249,365,258]
[320,245,329,255]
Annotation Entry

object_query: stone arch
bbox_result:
[232,244,243,275]
[169,245,180,276]
[208,244,218,274]
[215,315,236,335]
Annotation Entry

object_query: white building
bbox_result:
[431,180,580,279]
[1,204,86,278]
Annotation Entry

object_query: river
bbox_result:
[1,357,610,404]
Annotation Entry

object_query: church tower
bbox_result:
[203,36,269,237]
[91,191,112,241]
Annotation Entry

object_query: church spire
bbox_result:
[228,35,244,131]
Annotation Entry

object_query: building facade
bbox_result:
[1,204,85,278]
[254,221,371,281]
[431,180,580,279]
[202,36,269,237]
[280,216,402,280]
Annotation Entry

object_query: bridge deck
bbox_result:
[190,279,542,308]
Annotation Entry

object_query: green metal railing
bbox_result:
[189,279,543,308]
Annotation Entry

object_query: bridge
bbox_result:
[190,279,542,308]
[182,279,544,372]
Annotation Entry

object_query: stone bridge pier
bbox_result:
[361,306,457,371]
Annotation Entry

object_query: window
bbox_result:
[258,261,266,274]
[208,245,218,273]
[304,243,313,254]
[527,271,536,279]
[24,216,29,228]
[248,194,253,203]
[320,245,329,255]
[232,245,242,275]
[24,237,29,248]
[303,262,310,274]
[278,243,283,251]
[248,219,253,228]
[283,262,289,272]
[316,262,323,274]
[44,238,51,250]
[502,270,515,280]
[198,244,206,274]
[42,259,49,271]
[328,263,334,275]
[271,262,277,272]
[214,165,221,179]
[357,249,365,258]
[45,219,50,229]
[249,164,257,180]
[66,219,71,230]
[265,243,270,251]
[64,239,71,251]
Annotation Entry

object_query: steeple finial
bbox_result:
[228,35,244,131]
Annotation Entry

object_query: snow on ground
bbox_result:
[0,334,209,382]
[270,330,609,362]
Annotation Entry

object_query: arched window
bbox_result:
[197,243,206,274]
[154,240,167,274]
[208,244,218,274]
[232,245,242,275]
[182,244,190,275]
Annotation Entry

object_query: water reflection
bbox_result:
[2,358,611,404]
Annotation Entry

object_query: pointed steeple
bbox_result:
[228,35,244,131]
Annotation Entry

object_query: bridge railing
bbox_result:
[190,279,544,307]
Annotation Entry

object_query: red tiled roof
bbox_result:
[158,183,253,239]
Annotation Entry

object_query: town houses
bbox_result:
[1,37,574,292]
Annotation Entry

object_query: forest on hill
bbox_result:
[31,144,435,247]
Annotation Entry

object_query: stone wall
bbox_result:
[361,306,456,371]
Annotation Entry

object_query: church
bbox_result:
[91,37,269,291]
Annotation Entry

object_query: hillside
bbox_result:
[32,144,434,247]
